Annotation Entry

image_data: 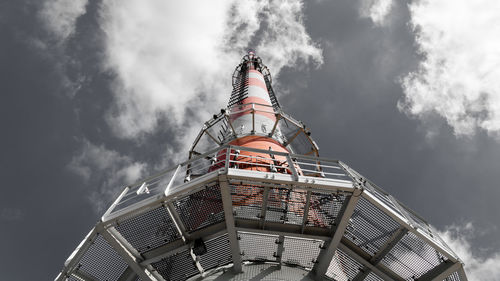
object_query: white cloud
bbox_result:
[38,0,88,42]
[68,140,147,212]
[359,0,394,26]
[438,223,500,281]
[99,0,322,154]
[400,0,500,138]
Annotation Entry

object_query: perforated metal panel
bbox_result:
[231,184,264,220]
[175,183,224,233]
[282,236,323,269]
[381,231,446,280]
[239,232,278,262]
[345,196,401,256]
[198,234,233,270]
[151,249,199,281]
[326,249,363,281]
[306,192,345,228]
[116,206,181,253]
[77,235,128,281]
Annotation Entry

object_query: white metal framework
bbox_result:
[189,102,319,159]
[56,52,466,281]
[55,144,467,281]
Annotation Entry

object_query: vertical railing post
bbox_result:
[102,186,130,221]
[286,154,299,181]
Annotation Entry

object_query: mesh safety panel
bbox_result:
[325,249,362,281]
[282,236,323,269]
[77,234,128,281]
[365,271,384,281]
[266,188,306,224]
[445,271,461,281]
[306,192,345,228]
[231,184,264,220]
[174,183,224,233]
[239,232,278,262]
[381,231,445,280]
[116,206,181,253]
[198,234,233,270]
[151,250,199,281]
[344,196,401,256]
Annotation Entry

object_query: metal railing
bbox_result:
[189,103,319,158]
[102,145,350,222]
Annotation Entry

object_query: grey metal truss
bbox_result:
[352,227,409,280]
[416,260,461,281]
[97,224,159,281]
[219,176,243,273]
[312,187,363,278]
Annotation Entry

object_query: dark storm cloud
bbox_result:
[1,0,499,280]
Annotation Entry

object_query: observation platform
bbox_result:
[55,145,467,281]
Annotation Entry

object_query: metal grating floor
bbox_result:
[239,231,278,262]
[282,236,323,269]
[77,235,128,281]
[151,249,199,281]
[364,271,384,281]
[345,196,400,256]
[445,271,462,281]
[381,231,445,280]
[198,234,233,271]
[326,249,362,281]
[116,206,181,253]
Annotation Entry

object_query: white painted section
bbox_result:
[247,85,272,104]
[248,71,266,82]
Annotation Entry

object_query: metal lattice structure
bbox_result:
[56,52,467,281]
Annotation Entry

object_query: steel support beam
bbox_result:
[353,227,408,281]
[301,190,312,233]
[205,131,222,146]
[286,154,299,181]
[338,243,400,281]
[226,114,237,136]
[312,188,362,278]
[269,114,281,137]
[117,267,138,281]
[416,260,460,281]
[259,186,270,228]
[457,266,468,281]
[219,176,243,273]
[73,270,98,281]
[276,235,285,268]
[166,202,190,241]
[284,128,302,147]
[98,225,158,281]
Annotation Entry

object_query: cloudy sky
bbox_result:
[1,0,500,280]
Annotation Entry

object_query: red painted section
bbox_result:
[210,136,290,173]
[246,78,267,91]
[229,97,275,121]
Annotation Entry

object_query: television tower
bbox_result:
[56,52,467,281]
